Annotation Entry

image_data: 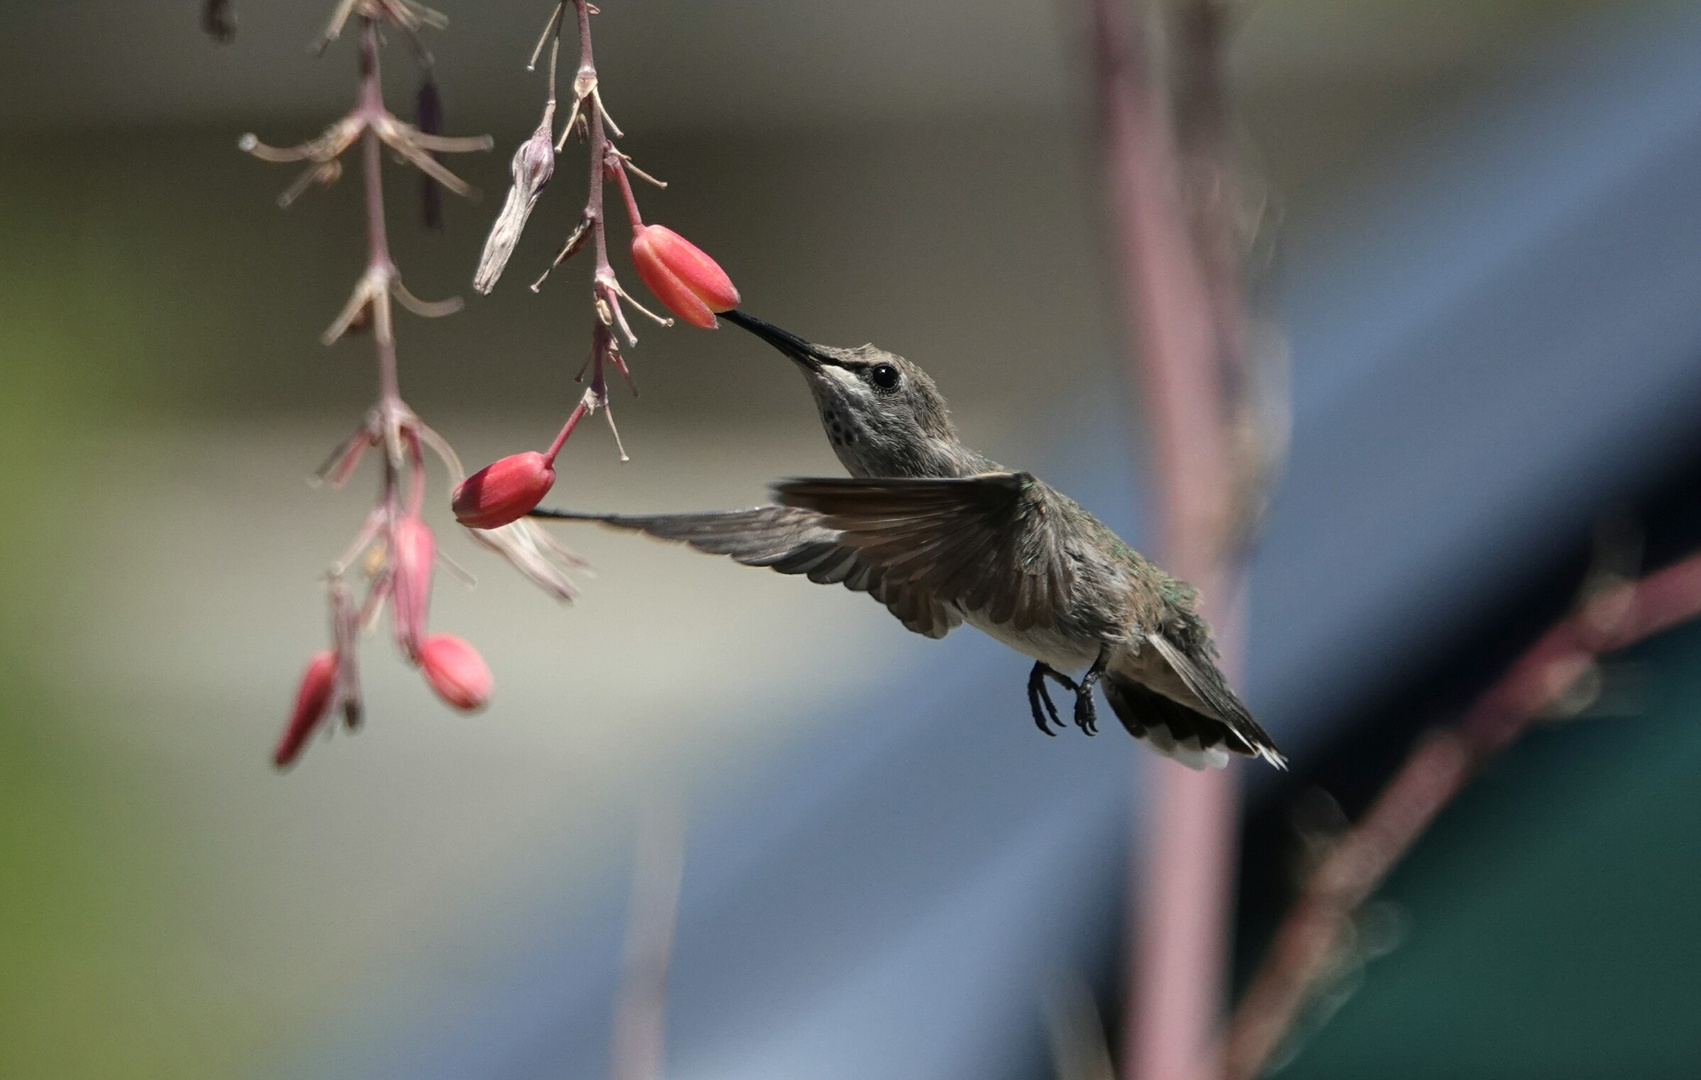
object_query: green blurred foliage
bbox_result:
[0,137,265,1080]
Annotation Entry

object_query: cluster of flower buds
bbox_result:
[273,422,500,769]
[275,634,495,767]
[462,0,740,521]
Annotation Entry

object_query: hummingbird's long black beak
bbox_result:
[721,309,828,370]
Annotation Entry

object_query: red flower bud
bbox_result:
[391,516,435,661]
[630,224,740,329]
[453,451,556,529]
[274,650,338,768]
[419,634,493,711]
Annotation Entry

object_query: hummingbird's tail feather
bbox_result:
[1103,673,1286,770]
[1147,633,1287,768]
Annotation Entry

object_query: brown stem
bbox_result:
[1221,552,1701,1079]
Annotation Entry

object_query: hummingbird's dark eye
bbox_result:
[870,363,901,391]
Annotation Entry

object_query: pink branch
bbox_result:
[356,20,403,411]
[1221,551,1701,1079]
[610,806,686,1080]
[611,157,646,229]
[1092,3,1247,1079]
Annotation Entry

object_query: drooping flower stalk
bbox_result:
[243,3,584,766]
[463,0,740,529]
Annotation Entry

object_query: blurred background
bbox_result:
[3,0,1701,1077]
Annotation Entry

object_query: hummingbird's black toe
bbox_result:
[1074,690,1099,736]
[1073,645,1111,736]
[1027,662,1063,736]
[1028,662,1085,736]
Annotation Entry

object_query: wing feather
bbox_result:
[532,505,960,637]
[533,471,1075,641]
[773,473,1077,635]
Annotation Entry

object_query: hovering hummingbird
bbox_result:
[533,311,1285,770]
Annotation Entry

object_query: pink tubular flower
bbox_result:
[419,634,493,711]
[391,516,435,661]
[274,650,339,768]
[630,224,740,329]
[453,451,556,530]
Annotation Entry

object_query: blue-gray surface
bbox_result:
[291,4,1701,1077]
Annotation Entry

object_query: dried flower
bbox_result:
[466,518,586,601]
[274,650,339,768]
[419,634,493,711]
[630,224,740,329]
[453,451,557,529]
[390,516,436,660]
[473,110,557,294]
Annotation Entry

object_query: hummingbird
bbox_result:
[532,311,1285,770]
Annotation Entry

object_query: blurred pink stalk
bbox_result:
[1092,1,1255,1078]
[611,804,686,1080]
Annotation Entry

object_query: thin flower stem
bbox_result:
[546,33,561,109]
[611,155,644,228]
[543,393,593,466]
[405,431,427,517]
[574,0,616,294]
[358,18,402,410]
[529,0,566,75]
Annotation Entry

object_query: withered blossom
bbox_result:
[239,101,491,211]
[466,518,587,603]
[473,108,557,294]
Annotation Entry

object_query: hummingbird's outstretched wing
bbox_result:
[531,472,1076,639]
[528,504,964,637]
[773,472,1077,634]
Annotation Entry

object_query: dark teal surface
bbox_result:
[1286,623,1701,1079]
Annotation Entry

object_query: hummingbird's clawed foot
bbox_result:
[1073,646,1111,736]
[1073,690,1098,735]
[1027,662,1078,736]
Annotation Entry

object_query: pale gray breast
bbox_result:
[960,606,1102,672]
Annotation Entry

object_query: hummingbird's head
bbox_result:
[722,310,985,479]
